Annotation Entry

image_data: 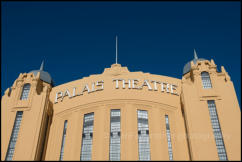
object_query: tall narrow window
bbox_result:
[207,100,227,160]
[20,83,31,100]
[137,110,150,160]
[80,113,94,161]
[165,115,173,160]
[109,109,121,161]
[59,120,68,161]
[201,72,212,89]
[5,111,23,161]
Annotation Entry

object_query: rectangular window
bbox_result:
[80,113,94,161]
[5,111,23,161]
[207,100,227,161]
[59,120,68,161]
[201,72,212,89]
[109,109,121,161]
[137,110,150,160]
[165,115,173,160]
[20,84,30,100]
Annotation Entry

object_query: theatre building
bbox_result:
[1,53,241,161]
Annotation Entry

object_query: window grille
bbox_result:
[5,111,23,161]
[137,110,150,160]
[201,72,212,89]
[165,115,173,160]
[207,100,227,161]
[109,109,121,161]
[20,84,31,100]
[59,120,68,161]
[80,113,94,161]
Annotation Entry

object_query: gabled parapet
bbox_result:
[102,63,130,76]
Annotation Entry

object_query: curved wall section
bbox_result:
[50,69,181,113]
[45,64,190,160]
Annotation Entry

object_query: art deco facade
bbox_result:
[1,53,241,161]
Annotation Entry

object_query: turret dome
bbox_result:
[183,49,206,75]
[29,61,54,86]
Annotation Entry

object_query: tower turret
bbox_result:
[1,61,53,160]
[180,50,241,160]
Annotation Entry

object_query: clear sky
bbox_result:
[1,2,241,106]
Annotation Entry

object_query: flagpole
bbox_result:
[116,36,118,64]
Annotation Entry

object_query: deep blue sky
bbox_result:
[1,2,241,106]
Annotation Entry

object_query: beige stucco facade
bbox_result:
[1,58,241,161]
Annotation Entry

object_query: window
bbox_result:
[5,111,23,161]
[165,115,173,160]
[59,120,68,161]
[20,84,31,100]
[109,109,121,161]
[137,110,150,160]
[207,100,227,161]
[80,113,94,161]
[201,72,212,89]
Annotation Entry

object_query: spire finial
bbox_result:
[116,35,118,64]
[194,49,198,60]
[40,61,44,71]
